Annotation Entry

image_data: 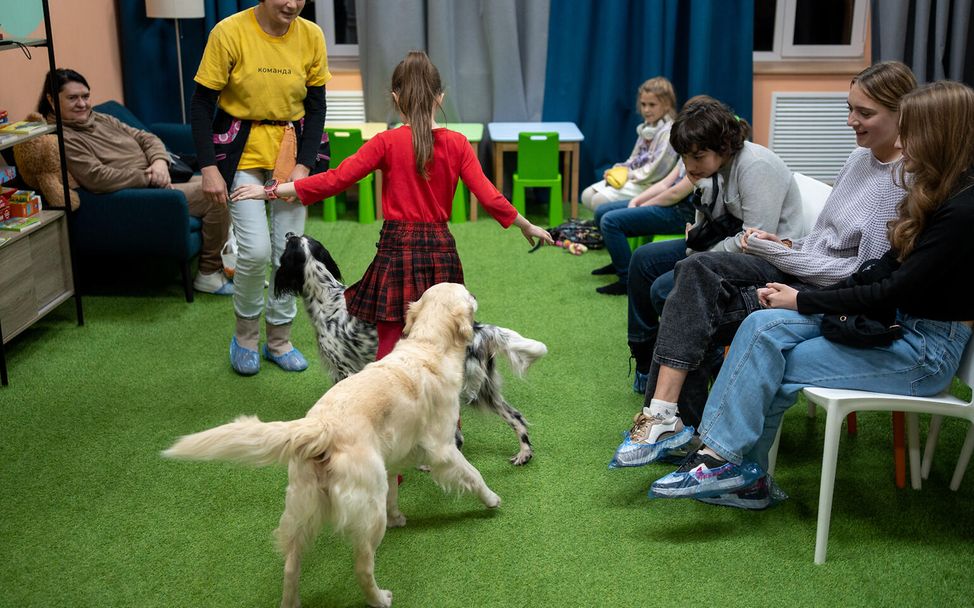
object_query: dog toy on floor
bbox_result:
[556,239,588,255]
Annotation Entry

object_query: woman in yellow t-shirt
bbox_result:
[190,0,329,376]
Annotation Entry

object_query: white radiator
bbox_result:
[325,90,366,123]
[769,92,857,184]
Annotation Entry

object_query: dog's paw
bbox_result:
[367,589,392,607]
[386,513,407,528]
[483,491,501,509]
[415,464,431,473]
[509,449,533,466]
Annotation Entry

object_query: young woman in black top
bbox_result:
[645,80,974,507]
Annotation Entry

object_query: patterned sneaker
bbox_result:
[649,450,763,499]
[609,412,694,468]
[696,476,780,510]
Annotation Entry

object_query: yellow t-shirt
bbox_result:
[195,8,331,170]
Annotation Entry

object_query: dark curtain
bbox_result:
[116,0,256,125]
[872,0,974,84]
[543,0,754,183]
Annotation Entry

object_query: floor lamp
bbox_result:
[145,0,205,123]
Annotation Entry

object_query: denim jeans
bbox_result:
[698,310,971,471]
[229,169,307,324]
[595,199,694,284]
[639,251,810,428]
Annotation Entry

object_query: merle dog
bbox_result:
[275,233,547,464]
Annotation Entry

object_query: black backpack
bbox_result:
[531,219,604,252]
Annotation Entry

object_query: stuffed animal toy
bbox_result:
[12,112,80,210]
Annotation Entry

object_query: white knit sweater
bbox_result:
[745,147,905,287]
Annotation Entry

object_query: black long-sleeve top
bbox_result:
[797,183,974,321]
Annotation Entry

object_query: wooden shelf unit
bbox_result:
[0,0,84,386]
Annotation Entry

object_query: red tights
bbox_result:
[376,320,405,360]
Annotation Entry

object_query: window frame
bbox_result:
[315,0,359,59]
[754,0,869,62]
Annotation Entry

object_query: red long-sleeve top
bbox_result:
[294,125,518,227]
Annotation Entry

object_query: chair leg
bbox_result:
[922,414,944,480]
[181,260,194,303]
[950,423,974,491]
[907,412,922,490]
[323,196,338,222]
[451,185,467,223]
[548,185,563,226]
[358,180,375,224]
[767,422,783,476]
[511,182,526,216]
[815,405,846,564]
[893,411,906,489]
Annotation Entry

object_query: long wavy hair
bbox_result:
[890,81,974,260]
[390,50,443,179]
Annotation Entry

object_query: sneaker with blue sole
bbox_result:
[262,344,309,372]
[609,412,694,468]
[696,475,788,510]
[632,370,648,394]
[230,336,260,376]
[649,450,764,499]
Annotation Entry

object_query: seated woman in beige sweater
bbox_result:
[39,68,231,295]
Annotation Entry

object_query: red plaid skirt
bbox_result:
[345,221,464,323]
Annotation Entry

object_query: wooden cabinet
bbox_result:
[0,211,74,345]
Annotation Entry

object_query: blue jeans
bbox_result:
[229,169,307,324]
[699,310,972,471]
[594,199,693,284]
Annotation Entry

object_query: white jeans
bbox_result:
[229,169,307,325]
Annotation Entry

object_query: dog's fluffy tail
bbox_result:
[474,324,548,377]
[162,415,330,466]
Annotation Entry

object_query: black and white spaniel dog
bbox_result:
[276,233,547,465]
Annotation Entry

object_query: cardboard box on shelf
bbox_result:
[9,195,41,217]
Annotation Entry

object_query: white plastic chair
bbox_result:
[775,335,974,564]
[793,172,832,237]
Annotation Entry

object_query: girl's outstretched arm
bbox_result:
[513,214,555,247]
[230,180,299,202]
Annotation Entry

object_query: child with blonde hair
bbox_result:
[581,77,680,211]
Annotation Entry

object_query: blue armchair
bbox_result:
[70,101,202,302]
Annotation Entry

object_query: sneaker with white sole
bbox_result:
[649,450,763,499]
[696,476,781,509]
[194,271,234,295]
[609,412,694,468]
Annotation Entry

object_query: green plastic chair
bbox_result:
[322,128,375,223]
[451,183,467,223]
[512,132,563,226]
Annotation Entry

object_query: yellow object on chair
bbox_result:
[605,166,628,189]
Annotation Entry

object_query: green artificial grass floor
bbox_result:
[2,211,974,607]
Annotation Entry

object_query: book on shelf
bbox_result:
[0,120,49,135]
[0,166,14,184]
[0,216,42,232]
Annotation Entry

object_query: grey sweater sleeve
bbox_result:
[709,157,793,253]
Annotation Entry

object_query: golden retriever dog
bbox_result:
[163,283,500,608]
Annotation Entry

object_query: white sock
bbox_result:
[645,399,678,420]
